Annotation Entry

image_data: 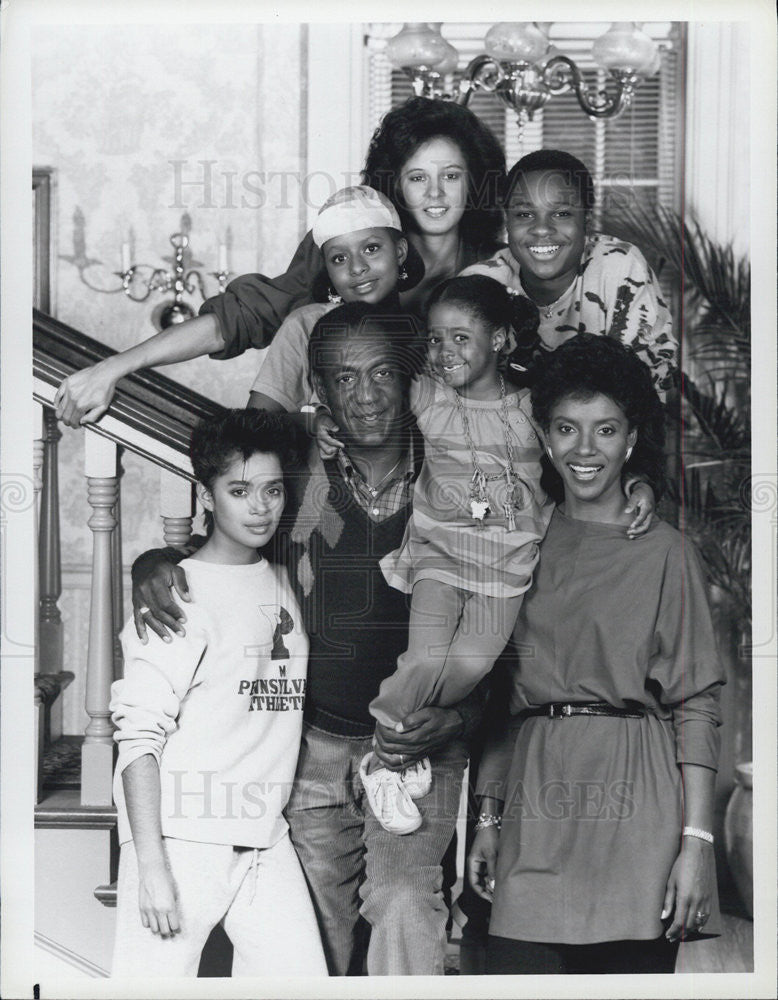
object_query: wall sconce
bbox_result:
[74,214,231,329]
[117,231,230,328]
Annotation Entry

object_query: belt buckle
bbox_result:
[548,703,573,719]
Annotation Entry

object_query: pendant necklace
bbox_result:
[524,277,571,319]
[454,376,529,530]
[537,289,567,319]
[362,455,403,496]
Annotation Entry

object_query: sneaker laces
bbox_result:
[375,769,416,821]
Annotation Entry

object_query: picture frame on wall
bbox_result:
[33,167,53,313]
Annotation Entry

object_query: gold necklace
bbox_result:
[453,375,530,530]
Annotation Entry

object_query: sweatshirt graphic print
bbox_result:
[111,558,308,849]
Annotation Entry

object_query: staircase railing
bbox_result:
[33,308,224,806]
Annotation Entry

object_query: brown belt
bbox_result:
[519,701,644,720]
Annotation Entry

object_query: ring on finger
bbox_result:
[399,754,405,766]
[138,606,150,615]
[695,911,708,924]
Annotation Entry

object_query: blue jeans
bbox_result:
[285,722,468,976]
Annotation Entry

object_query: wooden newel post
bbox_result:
[82,432,118,806]
[39,407,64,678]
[160,469,195,549]
[111,454,125,681]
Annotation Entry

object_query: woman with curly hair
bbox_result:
[56,98,506,427]
[467,334,724,975]
[362,97,505,312]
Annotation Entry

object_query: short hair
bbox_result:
[308,301,426,384]
[190,408,306,492]
[426,274,539,348]
[530,333,665,499]
[362,97,506,248]
[504,149,596,212]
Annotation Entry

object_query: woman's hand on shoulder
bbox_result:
[624,478,655,538]
[661,837,716,941]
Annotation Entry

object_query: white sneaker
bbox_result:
[399,756,432,799]
[359,754,422,835]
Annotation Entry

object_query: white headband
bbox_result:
[312,185,402,248]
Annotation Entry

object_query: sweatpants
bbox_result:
[112,833,327,977]
[370,579,523,727]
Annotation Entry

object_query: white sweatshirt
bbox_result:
[111,557,308,849]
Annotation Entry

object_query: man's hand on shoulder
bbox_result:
[132,548,191,643]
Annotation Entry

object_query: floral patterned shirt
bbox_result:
[461,234,677,396]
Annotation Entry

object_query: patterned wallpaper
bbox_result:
[32,23,308,731]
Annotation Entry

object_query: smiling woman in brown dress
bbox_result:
[467,334,724,975]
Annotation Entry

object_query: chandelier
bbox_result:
[385,22,661,132]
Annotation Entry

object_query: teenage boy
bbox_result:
[110,409,326,977]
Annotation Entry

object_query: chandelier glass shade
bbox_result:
[385,21,662,132]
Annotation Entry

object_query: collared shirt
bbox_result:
[336,436,416,522]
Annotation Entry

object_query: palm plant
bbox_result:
[612,202,753,914]
[610,203,751,633]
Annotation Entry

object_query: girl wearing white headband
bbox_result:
[248,185,420,414]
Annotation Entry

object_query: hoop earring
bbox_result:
[546,447,554,461]
[625,446,634,461]
[398,264,408,282]
[327,287,343,305]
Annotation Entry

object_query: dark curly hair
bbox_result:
[190,409,307,535]
[362,97,506,248]
[530,333,666,500]
[426,274,539,355]
[308,301,426,385]
[504,149,596,212]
